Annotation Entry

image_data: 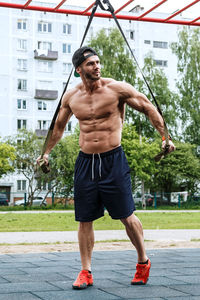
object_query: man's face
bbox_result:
[78,53,101,81]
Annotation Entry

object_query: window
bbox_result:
[38,61,53,72]
[17,180,26,191]
[17,59,27,71]
[154,60,168,67]
[65,121,72,132]
[130,31,134,40]
[37,120,50,130]
[17,119,27,129]
[38,22,52,33]
[17,79,27,91]
[144,40,151,44]
[63,63,72,74]
[17,19,27,30]
[153,41,168,49]
[17,39,27,51]
[37,181,51,190]
[63,24,72,34]
[37,41,52,51]
[38,101,47,111]
[63,43,71,54]
[17,99,27,110]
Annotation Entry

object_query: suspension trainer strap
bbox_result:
[39,0,100,173]
[98,0,170,161]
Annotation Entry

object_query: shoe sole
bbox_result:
[131,278,148,285]
[72,283,93,290]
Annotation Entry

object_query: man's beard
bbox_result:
[82,69,101,81]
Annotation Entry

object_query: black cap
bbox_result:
[72,46,98,77]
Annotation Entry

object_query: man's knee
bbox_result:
[79,221,93,231]
[121,213,139,227]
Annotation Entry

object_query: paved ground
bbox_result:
[0,248,200,299]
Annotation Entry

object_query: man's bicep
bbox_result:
[125,91,150,114]
[56,105,73,130]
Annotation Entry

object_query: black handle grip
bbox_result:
[39,159,50,174]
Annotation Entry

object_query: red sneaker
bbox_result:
[72,270,93,290]
[131,259,151,285]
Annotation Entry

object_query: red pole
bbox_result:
[114,0,135,15]
[138,0,167,19]
[0,2,199,26]
[164,0,200,22]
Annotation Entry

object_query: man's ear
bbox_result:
[76,66,81,76]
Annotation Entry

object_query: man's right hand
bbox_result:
[36,153,49,166]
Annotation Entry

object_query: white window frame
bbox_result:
[65,121,72,132]
[38,22,52,33]
[17,99,27,110]
[37,101,47,111]
[63,63,72,74]
[17,59,27,71]
[154,60,168,67]
[17,180,26,191]
[153,41,168,49]
[63,43,71,54]
[17,19,27,31]
[17,119,27,130]
[63,23,72,34]
[37,120,50,130]
[17,39,27,51]
[37,41,52,51]
[38,61,53,73]
[17,79,27,91]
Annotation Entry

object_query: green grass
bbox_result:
[0,212,200,232]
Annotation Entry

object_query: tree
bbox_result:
[171,27,200,144]
[150,141,200,193]
[121,123,160,191]
[126,52,179,139]
[7,130,52,204]
[0,141,16,178]
[7,129,80,205]
[88,28,137,84]
[50,127,80,198]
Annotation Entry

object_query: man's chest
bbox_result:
[70,90,120,121]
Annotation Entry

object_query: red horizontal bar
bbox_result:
[164,0,200,22]
[115,0,135,15]
[138,0,167,19]
[0,2,199,26]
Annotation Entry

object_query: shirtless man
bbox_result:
[37,46,175,289]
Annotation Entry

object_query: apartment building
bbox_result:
[0,1,185,202]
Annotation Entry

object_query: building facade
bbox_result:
[0,2,187,202]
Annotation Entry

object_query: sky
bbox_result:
[33,0,200,18]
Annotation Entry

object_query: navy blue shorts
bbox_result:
[74,146,135,222]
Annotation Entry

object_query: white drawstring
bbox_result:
[92,153,95,181]
[98,153,102,178]
[92,153,102,180]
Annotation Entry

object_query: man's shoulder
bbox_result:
[62,85,80,102]
[102,78,130,91]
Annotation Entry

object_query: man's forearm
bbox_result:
[44,127,64,155]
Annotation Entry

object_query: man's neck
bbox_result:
[82,77,102,93]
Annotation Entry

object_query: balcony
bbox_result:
[34,49,58,60]
[35,89,58,100]
[35,129,48,137]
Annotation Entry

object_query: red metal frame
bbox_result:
[0,0,199,26]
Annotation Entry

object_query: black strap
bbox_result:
[99,0,170,161]
[39,0,100,172]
